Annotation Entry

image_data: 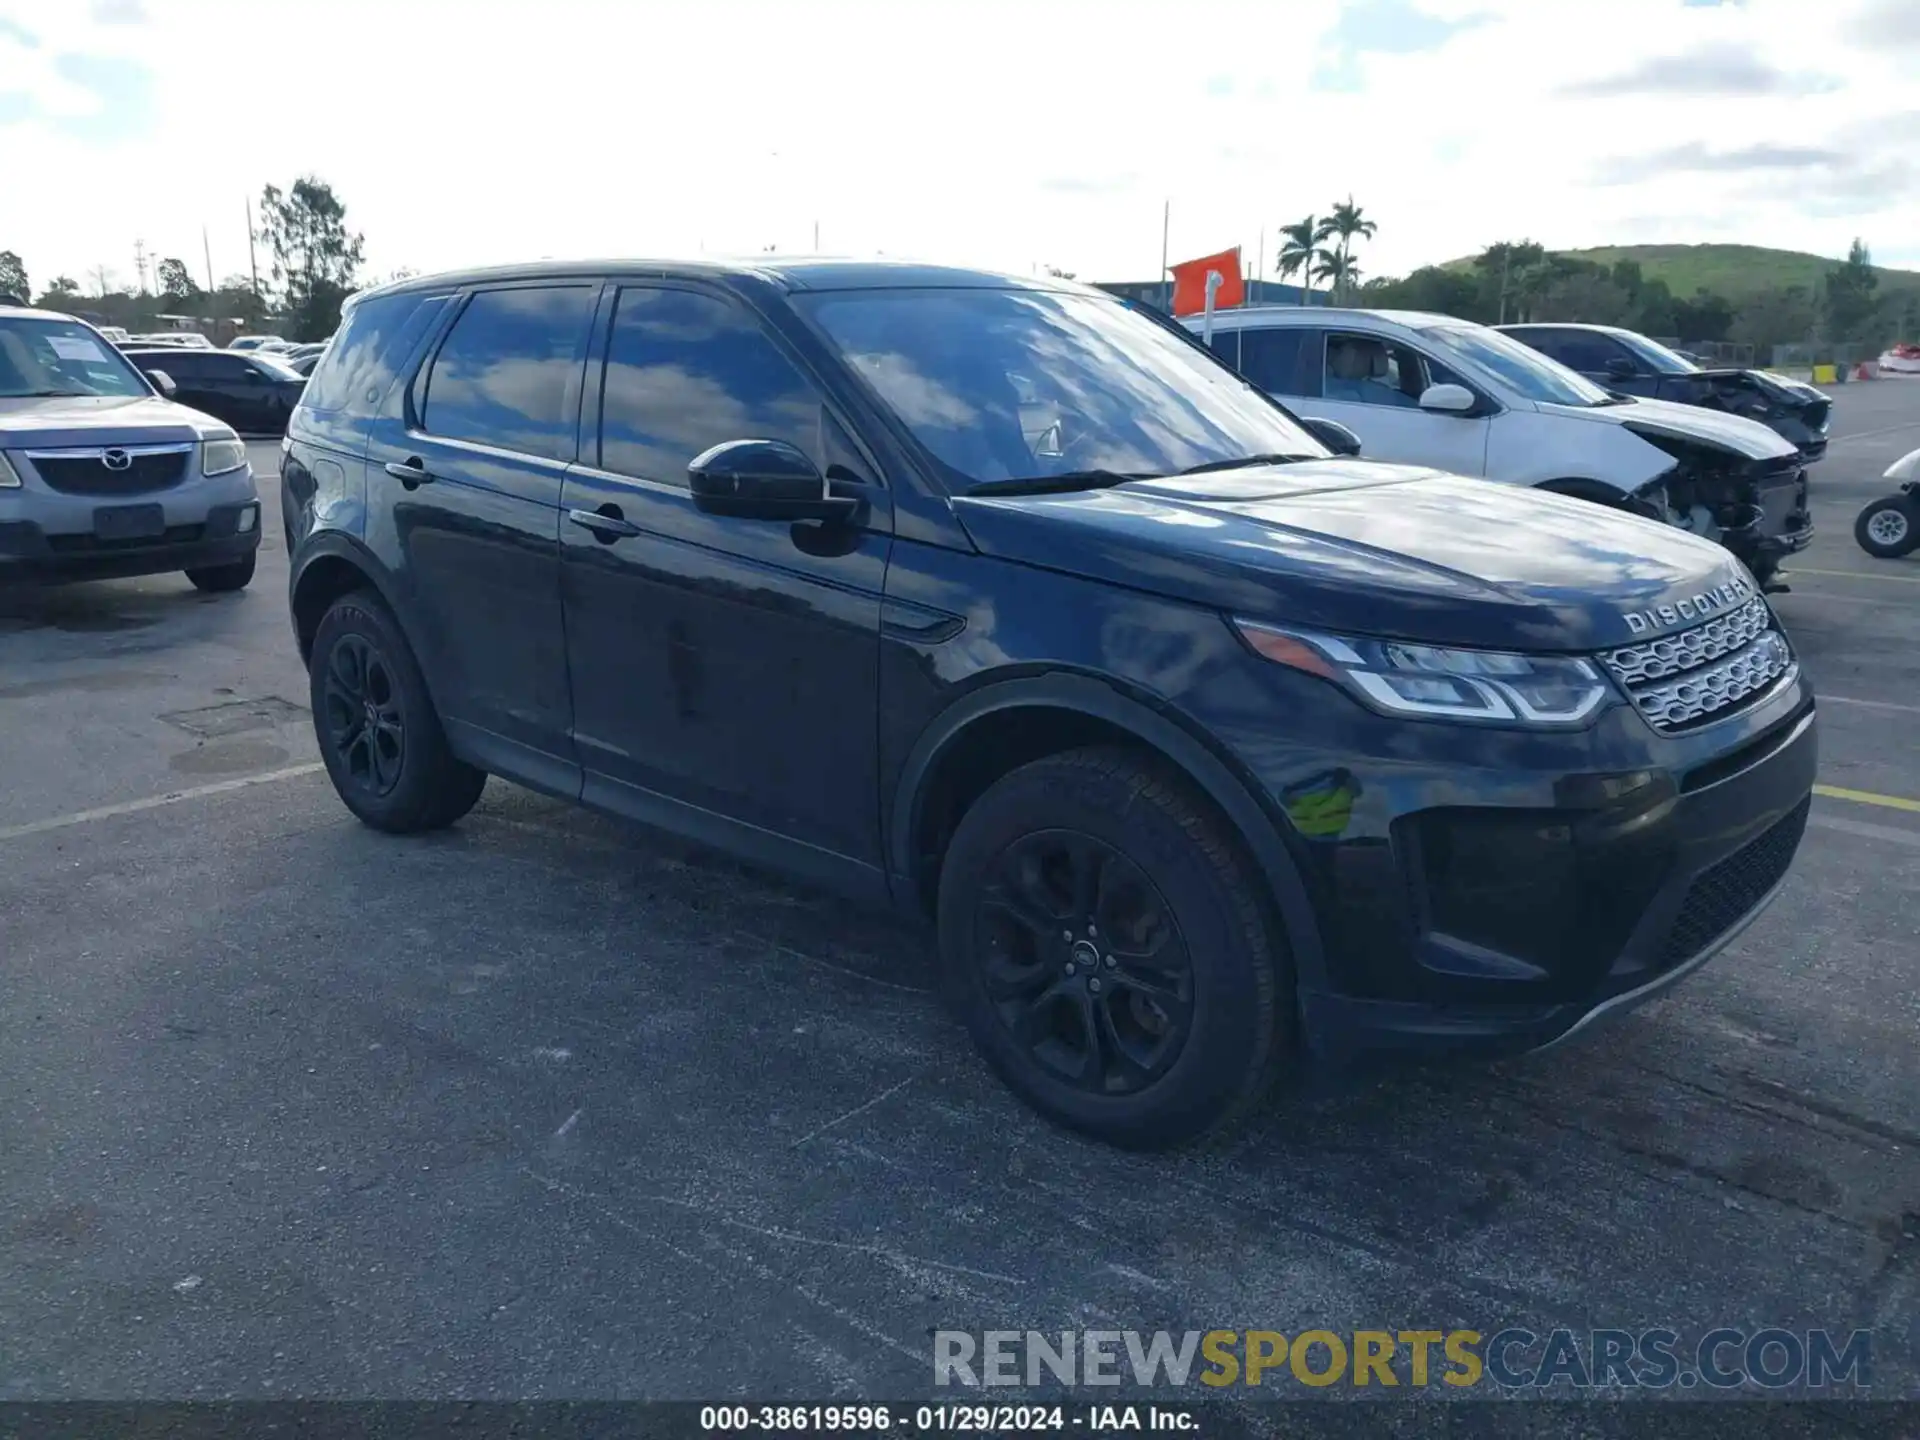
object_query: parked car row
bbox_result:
[269,260,1816,1149]
[120,344,309,434]
[1189,307,1815,589]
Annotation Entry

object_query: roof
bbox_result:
[359,256,1081,303]
[1188,305,1467,332]
[0,303,79,321]
[1497,321,1630,336]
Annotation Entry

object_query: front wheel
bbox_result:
[185,553,255,592]
[936,746,1290,1150]
[1855,494,1919,558]
[309,590,486,832]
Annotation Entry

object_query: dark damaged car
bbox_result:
[1190,307,1813,590]
[1499,323,1833,463]
[283,262,1816,1148]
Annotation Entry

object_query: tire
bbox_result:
[308,589,486,833]
[936,746,1289,1150]
[185,553,256,592]
[1855,495,1919,559]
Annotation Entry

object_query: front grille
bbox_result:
[28,447,191,496]
[1598,598,1794,732]
[1656,797,1809,969]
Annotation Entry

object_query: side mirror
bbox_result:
[1417,382,1477,415]
[146,369,177,398]
[1300,417,1362,456]
[1604,356,1637,379]
[688,439,860,523]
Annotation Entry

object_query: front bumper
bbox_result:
[1201,656,1818,1072]
[0,501,261,583]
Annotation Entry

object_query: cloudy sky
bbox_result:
[0,0,1911,294]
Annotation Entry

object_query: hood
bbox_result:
[953,459,1754,652]
[1549,394,1798,462]
[1749,370,1829,405]
[0,394,222,448]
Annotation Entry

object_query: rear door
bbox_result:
[364,282,596,793]
[1304,329,1492,475]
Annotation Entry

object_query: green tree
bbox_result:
[1824,237,1879,342]
[1533,270,1633,326]
[1276,214,1329,300]
[1311,246,1360,302]
[1729,285,1816,353]
[1357,264,1486,320]
[1322,196,1376,305]
[156,256,200,301]
[0,250,27,300]
[37,275,80,304]
[1671,290,1734,343]
[1632,276,1676,337]
[256,176,366,341]
[1473,241,1547,321]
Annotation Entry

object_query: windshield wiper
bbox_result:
[1176,453,1316,475]
[966,469,1155,497]
[7,389,94,398]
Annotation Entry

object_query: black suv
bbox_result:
[283,262,1817,1148]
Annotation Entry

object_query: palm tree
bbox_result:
[1277,214,1331,303]
[1324,196,1377,305]
[1313,248,1361,304]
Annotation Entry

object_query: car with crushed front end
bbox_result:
[0,301,262,590]
[1193,307,1813,590]
[282,261,1817,1149]
[1497,323,1833,463]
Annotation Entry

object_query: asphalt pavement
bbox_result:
[1,390,1917,1413]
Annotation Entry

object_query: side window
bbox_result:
[306,290,446,417]
[1323,332,1427,408]
[1238,328,1317,398]
[151,352,202,379]
[418,286,595,462]
[202,355,249,382]
[597,287,823,485]
[1546,331,1623,373]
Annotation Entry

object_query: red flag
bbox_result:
[1169,247,1245,317]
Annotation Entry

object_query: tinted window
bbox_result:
[134,351,204,378]
[1239,328,1317,397]
[800,289,1325,488]
[305,290,446,417]
[419,286,594,461]
[1534,330,1625,374]
[1614,330,1700,374]
[200,354,253,380]
[1419,324,1612,407]
[598,287,823,484]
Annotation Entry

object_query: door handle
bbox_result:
[385,458,433,488]
[568,506,642,541]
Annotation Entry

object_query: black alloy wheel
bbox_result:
[976,830,1195,1096]
[321,633,406,797]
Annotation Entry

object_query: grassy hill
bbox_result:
[1444,243,1920,299]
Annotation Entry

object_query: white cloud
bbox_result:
[0,0,1910,295]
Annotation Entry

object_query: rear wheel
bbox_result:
[1855,495,1919,558]
[309,590,486,832]
[185,553,255,592]
[936,746,1289,1150]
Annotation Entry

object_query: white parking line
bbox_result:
[1829,421,1920,444]
[0,763,324,844]
[1821,694,1920,716]
[1811,813,1920,849]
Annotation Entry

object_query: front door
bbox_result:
[1305,329,1493,476]
[363,282,596,795]
[559,283,892,882]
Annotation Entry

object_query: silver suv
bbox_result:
[0,302,261,590]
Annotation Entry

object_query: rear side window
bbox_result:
[1240,328,1318,398]
[597,287,823,485]
[418,286,595,462]
[304,288,449,418]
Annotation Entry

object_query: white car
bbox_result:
[1188,307,1812,587]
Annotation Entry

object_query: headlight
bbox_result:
[202,436,248,476]
[0,452,20,488]
[1233,619,1612,727]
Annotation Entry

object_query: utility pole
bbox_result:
[245,194,261,299]
[202,226,215,293]
[1159,200,1170,310]
[1498,248,1511,324]
[133,238,148,294]
[813,220,820,251]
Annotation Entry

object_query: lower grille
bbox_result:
[45,523,206,553]
[1656,797,1809,970]
[1598,597,1795,732]
[28,447,192,496]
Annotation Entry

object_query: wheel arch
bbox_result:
[889,671,1328,990]
[289,534,408,667]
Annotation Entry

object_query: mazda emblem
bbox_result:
[102,448,132,471]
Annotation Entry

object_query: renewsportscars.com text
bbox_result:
[933,1328,1871,1391]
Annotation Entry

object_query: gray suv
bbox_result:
[0,302,262,590]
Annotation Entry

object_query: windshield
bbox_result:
[797,288,1323,489]
[1420,323,1614,408]
[1616,331,1701,374]
[0,317,153,399]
